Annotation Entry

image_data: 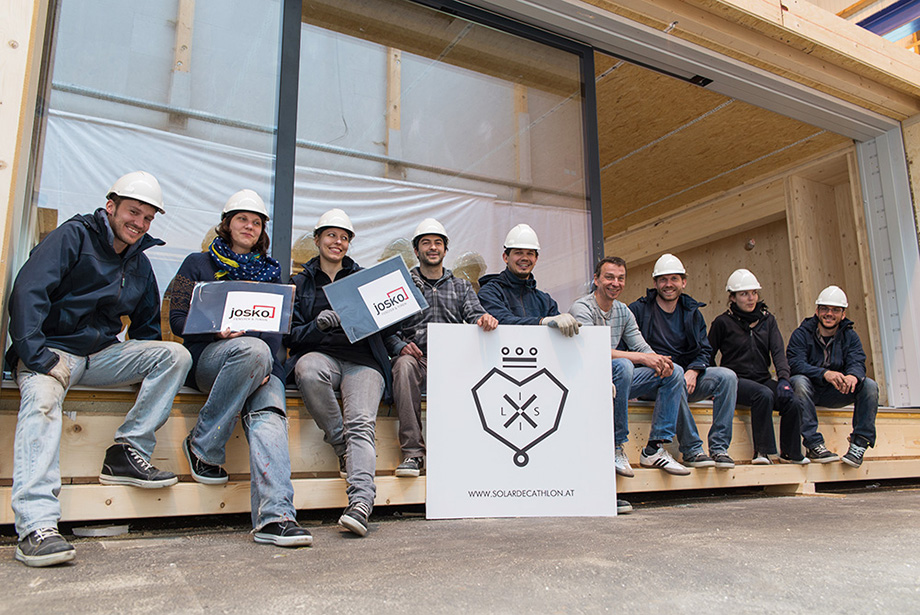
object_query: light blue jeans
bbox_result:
[674,367,738,457]
[190,337,296,530]
[12,340,191,539]
[295,352,384,511]
[611,358,685,445]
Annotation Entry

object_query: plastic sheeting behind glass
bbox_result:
[297,0,591,309]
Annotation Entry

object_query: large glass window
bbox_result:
[293,0,593,307]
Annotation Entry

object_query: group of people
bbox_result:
[5,171,878,568]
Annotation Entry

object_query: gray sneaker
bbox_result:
[841,440,867,467]
[395,457,424,478]
[617,499,633,514]
[711,452,735,469]
[683,451,716,468]
[615,446,635,478]
[15,528,75,567]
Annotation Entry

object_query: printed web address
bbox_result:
[468,489,575,498]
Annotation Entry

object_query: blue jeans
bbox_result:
[675,367,738,457]
[611,358,684,445]
[189,337,296,530]
[12,340,191,539]
[790,374,878,448]
[295,352,384,510]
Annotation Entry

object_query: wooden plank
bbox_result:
[173,0,194,74]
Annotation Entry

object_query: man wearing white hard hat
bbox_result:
[390,219,499,478]
[628,254,738,470]
[478,224,580,337]
[787,285,878,467]
[6,172,192,567]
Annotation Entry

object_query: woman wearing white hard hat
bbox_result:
[708,269,807,464]
[287,209,393,537]
[170,190,313,547]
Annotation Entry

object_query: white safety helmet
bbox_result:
[815,285,848,308]
[314,208,355,238]
[652,253,686,278]
[503,224,540,251]
[412,218,449,249]
[726,268,762,293]
[221,189,270,221]
[107,171,165,214]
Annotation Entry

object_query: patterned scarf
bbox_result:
[208,236,281,282]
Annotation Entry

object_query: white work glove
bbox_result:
[316,309,342,331]
[47,357,72,390]
[541,313,580,337]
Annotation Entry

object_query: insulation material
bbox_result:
[33,111,591,312]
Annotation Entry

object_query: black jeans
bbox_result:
[736,377,803,459]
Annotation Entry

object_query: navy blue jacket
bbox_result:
[628,288,712,371]
[6,209,163,373]
[786,315,867,384]
[477,268,560,325]
[284,256,394,401]
[168,252,285,386]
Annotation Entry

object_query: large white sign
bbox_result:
[220,291,285,332]
[426,324,617,519]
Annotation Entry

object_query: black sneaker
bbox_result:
[15,527,75,567]
[841,439,868,468]
[338,454,347,479]
[183,436,228,485]
[682,451,716,468]
[253,520,313,547]
[338,501,371,537]
[711,452,735,469]
[99,443,178,488]
[778,454,810,465]
[395,457,424,477]
[806,443,840,463]
[617,499,633,514]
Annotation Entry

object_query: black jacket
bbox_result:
[285,256,395,401]
[477,268,559,325]
[786,315,867,384]
[708,307,790,383]
[6,209,163,373]
[628,288,712,371]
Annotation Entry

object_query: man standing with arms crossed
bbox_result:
[6,172,191,567]
[391,218,498,477]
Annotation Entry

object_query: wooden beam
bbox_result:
[385,48,403,179]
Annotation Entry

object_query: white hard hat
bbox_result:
[652,253,686,278]
[222,189,270,221]
[726,268,762,292]
[816,285,848,308]
[107,171,165,214]
[504,224,540,251]
[314,208,355,238]
[412,218,449,247]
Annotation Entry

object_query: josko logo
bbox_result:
[228,305,276,320]
[372,286,409,316]
[471,346,568,467]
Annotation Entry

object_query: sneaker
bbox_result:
[338,455,347,479]
[183,437,228,485]
[683,451,715,468]
[640,446,691,476]
[841,439,868,468]
[778,455,811,465]
[338,501,371,537]
[806,443,840,463]
[395,457,424,478]
[712,452,735,469]
[99,443,178,488]
[15,528,75,567]
[253,520,313,548]
[617,499,633,514]
[615,446,635,478]
[751,452,772,465]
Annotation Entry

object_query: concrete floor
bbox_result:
[2,486,919,614]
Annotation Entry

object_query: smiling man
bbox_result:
[390,218,498,478]
[478,223,580,337]
[787,286,878,466]
[6,172,191,567]
[628,254,738,471]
